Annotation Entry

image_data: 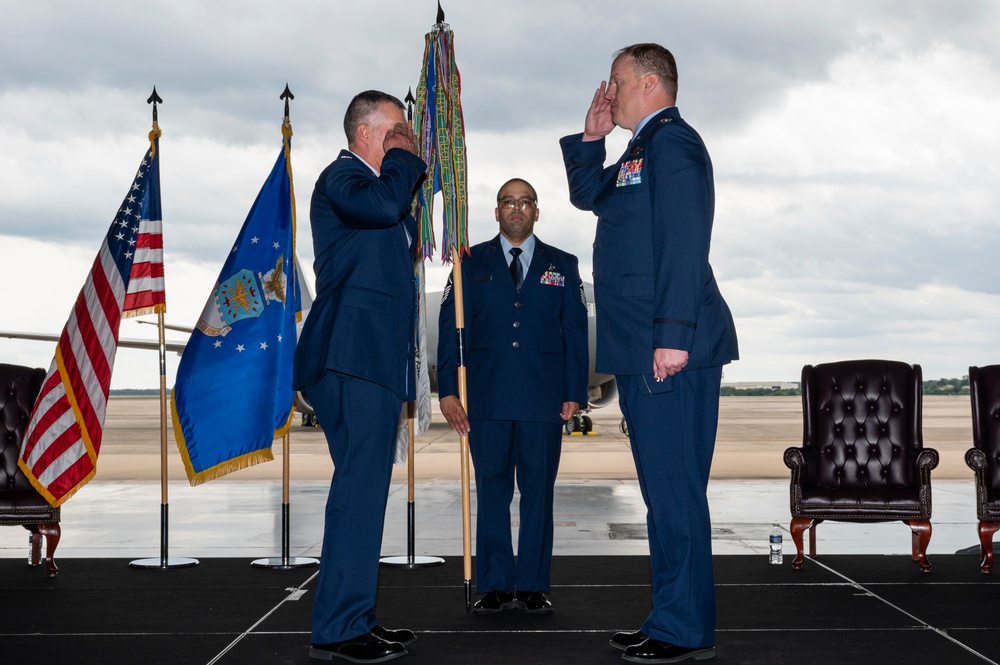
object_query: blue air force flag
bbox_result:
[171,139,300,485]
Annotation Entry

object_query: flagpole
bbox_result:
[379,401,444,569]
[408,3,473,609]
[450,247,474,612]
[251,430,317,569]
[131,88,198,570]
[251,85,318,571]
[380,87,444,570]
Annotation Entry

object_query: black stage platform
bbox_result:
[6,554,999,664]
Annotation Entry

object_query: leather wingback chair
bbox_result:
[967,364,1000,573]
[0,363,61,575]
[783,360,938,572]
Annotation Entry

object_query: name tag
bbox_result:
[616,158,643,187]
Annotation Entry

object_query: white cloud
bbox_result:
[2,0,1000,387]
[708,32,1000,382]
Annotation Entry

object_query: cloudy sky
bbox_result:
[2,0,998,388]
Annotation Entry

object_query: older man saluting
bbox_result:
[295,90,426,663]
[560,44,738,663]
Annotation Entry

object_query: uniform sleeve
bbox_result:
[320,148,427,229]
[436,273,458,399]
[648,130,714,351]
[561,254,590,406]
[560,133,608,213]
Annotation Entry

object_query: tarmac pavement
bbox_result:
[95,395,975,482]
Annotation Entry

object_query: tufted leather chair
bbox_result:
[966,365,1000,573]
[784,360,938,572]
[0,363,61,575]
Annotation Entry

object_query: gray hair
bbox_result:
[343,90,405,145]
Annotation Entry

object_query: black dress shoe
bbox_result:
[371,624,417,647]
[309,633,408,662]
[622,638,715,663]
[515,591,553,614]
[473,590,517,614]
[610,629,647,651]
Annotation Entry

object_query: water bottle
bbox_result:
[769,523,783,564]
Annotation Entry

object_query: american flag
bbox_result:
[18,136,166,507]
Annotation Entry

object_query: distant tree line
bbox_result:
[109,389,164,397]
[720,386,801,396]
[721,376,971,397]
[922,376,970,395]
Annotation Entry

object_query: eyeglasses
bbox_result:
[498,198,536,211]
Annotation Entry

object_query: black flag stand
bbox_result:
[131,87,199,570]
[379,87,445,571]
[378,403,446,569]
[251,85,318,570]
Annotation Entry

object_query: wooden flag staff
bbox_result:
[250,431,318,569]
[251,85,318,571]
[410,2,472,608]
[451,246,474,612]
[378,401,444,569]
[131,87,198,570]
[380,87,445,571]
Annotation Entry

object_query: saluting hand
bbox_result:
[583,82,614,141]
[383,122,418,155]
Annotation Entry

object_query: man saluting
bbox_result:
[561,44,738,663]
[295,90,426,663]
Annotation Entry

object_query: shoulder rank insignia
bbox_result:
[441,275,453,303]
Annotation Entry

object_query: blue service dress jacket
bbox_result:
[437,235,589,424]
[293,148,426,401]
[559,107,738,375]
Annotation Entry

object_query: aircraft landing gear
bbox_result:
[302,412,319,427]
[564,413,594,435]
[619,417,629,437]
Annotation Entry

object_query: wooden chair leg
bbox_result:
[37,522,61,577]
[978,521,999,574]
[907,520,932,573]
[790,517,813,569]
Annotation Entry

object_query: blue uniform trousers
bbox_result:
[616,367,721,649]
[469,419,562,593]
[307,371,402,644]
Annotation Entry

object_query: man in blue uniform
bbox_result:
[560,44,738,663]
[294,90,426,663]
[437,178,589,615]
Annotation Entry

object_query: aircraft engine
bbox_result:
[587,378,617,409]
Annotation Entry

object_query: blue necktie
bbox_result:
[509,247,523,290]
